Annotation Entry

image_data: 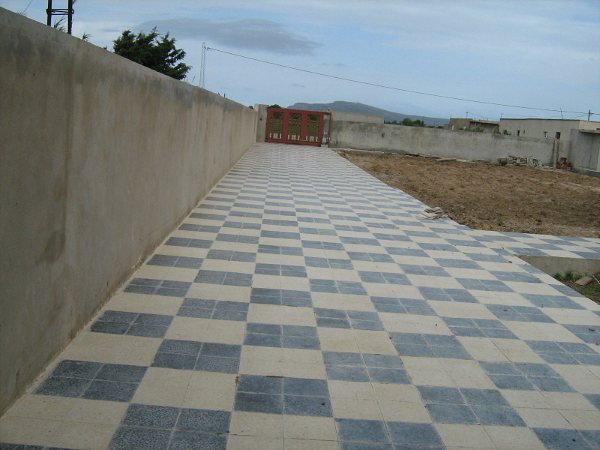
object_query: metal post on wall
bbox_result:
[67,0,73,34]
[46,0,75,34]
[46,0,52,25]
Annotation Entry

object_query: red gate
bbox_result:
[265,108,331,146]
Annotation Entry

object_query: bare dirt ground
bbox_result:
[339,150,600,238]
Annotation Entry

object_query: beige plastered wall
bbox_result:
[0,8,257,414]
[330,121,554,164]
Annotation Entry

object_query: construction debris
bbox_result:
[507,155,528,166]
[502,155,543,167]
[575,276,593,286]
[557,157,572,171]
[421,206,447,220]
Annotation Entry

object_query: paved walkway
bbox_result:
[2,143,600,449]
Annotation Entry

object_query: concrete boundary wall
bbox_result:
[563,129,600,172]
[520,256,600,279]
[331,111,384,124]
[330,121,554,164]
[0,8,257,414]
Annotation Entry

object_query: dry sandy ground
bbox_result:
[339,150,600,238]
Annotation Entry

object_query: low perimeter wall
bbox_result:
[0,8,257,414]
[563,129,600,172]
[330,121,554,164]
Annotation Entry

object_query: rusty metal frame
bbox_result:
[265,108,331,147]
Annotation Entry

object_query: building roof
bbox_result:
[469,119,499,125]
[501,117,600,124]
[449,118,498,125]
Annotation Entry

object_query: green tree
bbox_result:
[400,118,425,127]
[113,28,191,80]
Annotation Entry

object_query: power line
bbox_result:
[19,0,34,14]
[499,111,586,120]
[206,46,595,117]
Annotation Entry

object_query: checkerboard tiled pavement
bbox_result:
[2,143,600,449]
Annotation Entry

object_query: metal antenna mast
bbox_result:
[46,0,75,34]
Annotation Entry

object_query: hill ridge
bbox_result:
[288,101,448,127]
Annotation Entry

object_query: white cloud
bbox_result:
[136,18,321,55]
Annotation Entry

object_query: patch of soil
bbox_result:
[339,150,600,238]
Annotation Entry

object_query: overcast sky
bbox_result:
[4,0,600,120]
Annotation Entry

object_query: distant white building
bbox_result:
[498,118,600,174]
[499,118,600,140]
[448,118,499,133]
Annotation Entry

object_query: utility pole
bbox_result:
[589,110,592,121]
[200,43,207,88]
[46,0,74,34]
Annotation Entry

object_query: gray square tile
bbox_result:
[282,335,320,350]
[488,374,535,390]
[367,367,410,384]
[234,392,283,414]
[585,393,600,410]
[323,352,363,366]
[391,332,471,360]
[480,361,573,392]
[564,324,599,344]
[426,403,477,424]
[202,343,241,358]
[95,363,146,383]
[460,388,508,406]
[387,422,443,446]
[158,339,202,356]
[284,395,332,417]
[336,419,389,444]
[152,352,197,370]
[284,378,329,397]
[177,408,230,433]
[109,427,171,450]
[470,404,525,426]
[244,333,282,347]
[487,304,554,323]
[371,297,436,316]
[195,356,239,374]
[533,428,594,450]
[418,386,463,405]
[524,293,583,310]
[238,375,282,394]
[52,360,103,379]
[122,404,179,428]
[35,376,91,398]
[169,431,226,450]
[82,380,138,402]
[363,354,403,369]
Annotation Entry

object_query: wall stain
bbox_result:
[39,231,65,263]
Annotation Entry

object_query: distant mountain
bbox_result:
[288,101,448,127]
